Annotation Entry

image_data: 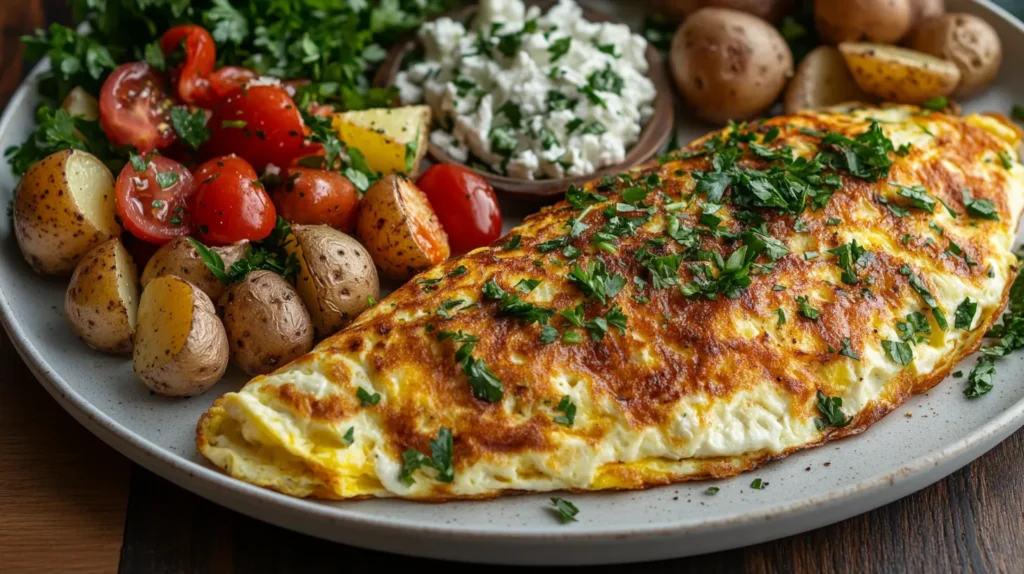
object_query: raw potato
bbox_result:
[814,0,913,44]
[13,150,121,275]
[355,175,450,281]
[65,238,140,354]
[141,237,250,302]
[908,13,1002,97]
[670,8,793,124]
[287,225,380,339]
[784,46,874,113]
[332,105,431,175]
[221,271,313,376]
[838,42,961,104]
[133,275,229,397]
[646,0,795,22]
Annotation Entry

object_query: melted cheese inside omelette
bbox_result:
[198,105,1024,501]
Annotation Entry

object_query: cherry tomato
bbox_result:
[160,25,216,105]
[99,62,176,153]
[272,168,359,233]
[115,155,196,244]
[416,164,502,254]
[202,85,308,172]
[190,156,276,245]
[206,66,258,103]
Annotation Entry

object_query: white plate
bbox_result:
[2,0,1024,566]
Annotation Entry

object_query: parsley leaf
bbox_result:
[553,395,576,426]
[797,296,820,320]
[816,390,853,428]
[170,106,210,150]
[962,189,1000,221]
[882,340,913,366]
[550,497,579,523]
[357,387,381,406]
[567,260,626,304]
[954,298,978,330]
[399,427,454,486]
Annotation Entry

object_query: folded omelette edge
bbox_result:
[196,105,1024,501]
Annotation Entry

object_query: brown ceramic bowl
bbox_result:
[373,2,675,202]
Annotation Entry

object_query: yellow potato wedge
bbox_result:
[65,238,140,354]
[838,42,961,104]
[133,275,229,397]
[356,175,449,281]
[784,46,875,113]
[332,105,430,176]
[14,149,121,275]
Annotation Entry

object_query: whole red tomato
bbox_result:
[99,62,177,153]
[272,168,360,233]
[190,155,277,245]
[115,155,197,244]
[160,25,216,105]
[416,164,502,254]
[202,85,308,172]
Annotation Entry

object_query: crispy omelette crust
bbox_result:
[197,105,1024,501]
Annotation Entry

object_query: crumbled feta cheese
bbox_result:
[395,0,657,180]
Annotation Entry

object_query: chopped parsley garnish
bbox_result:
[816,390,853,428]
[587,65,624,95]
[750,478,765,490]
[438,330,503,403]
[882,340,913,366]
[890,182,935,213]
[502,235,522,250]
[550,497,579,523]
[482,279,555,325]
[796,296,820,320]
[357,387,380,406]
[965,357,995,398]
[705,486,721,495]
[540,325,559,344]
[567,260,626,304]
[343,427,355,446]
[553,395,576,426]
[922,96,948,111]
[897,311,932,343]
[565,185,607,209]
[998,150,1014,170]
[962,189,999,220]
[954,298,978,330]
[399,427,454,486]
[548,37,572,63]
[828,239,869,284]
[515,278,542,292]
[838,338,860,361]
[776,308,786,325]
[155,171,180,189]
[190,218,299,284]
[170,106,210,150]
[899,265,948,330]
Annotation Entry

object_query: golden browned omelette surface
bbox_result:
[197,105,1024,501]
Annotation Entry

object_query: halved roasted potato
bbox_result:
[287,224,380,339]
[61,87,99,122]
[332,105,431,176]
[133,275,229,397]
[65,238,140,354]
[784,46,874,113]
[356,175,450,281]
[14,149,121,275]
[838,42,961,104]
[222,270,313,375]
[908,13,1002,97]
[141,237,250,303]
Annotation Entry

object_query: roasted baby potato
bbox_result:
[14,150,121,275]
[908,13,1002,97]
[838,42,961,104]
[133,275,229,397]
[332,105,431,176]
[646,0,795,22]
[815,0,913,44]
[287,224,380,339]
[221,270,313,376]
[908,0,945,29]
[65,238,140,354]
[784,46,874,113]
[356,175,450,281]
[670,7,793,124]
[61,86,99,122]
[141,237,250,303]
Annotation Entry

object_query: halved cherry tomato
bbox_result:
[207,66,258,103]
[272,168,359,233]
[416,164,502,254]
[115,155,196,244]
[202,85,308,172]
[160,25,216,105]
[99,62,177,153]
[190,156,276,245]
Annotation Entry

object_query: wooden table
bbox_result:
[3,2,1024,572]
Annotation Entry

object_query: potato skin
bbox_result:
[784,45,874,113]
[65,238,139,354]
[647,0,795,22]
[134,276,229,397]
[908,0,945,29]
[908,13,1001,97]
[222,270,313,376]
[290,225,380,339]
[356,175,450,281]
[670,8,793,124]
[839,42,961,104]
[814,0,913,44]
[141,237,250,302]
[14,150,120,275]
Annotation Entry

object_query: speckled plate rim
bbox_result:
[1,0,1023,565]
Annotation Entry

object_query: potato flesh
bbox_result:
[839,43,960,104]
[115,242,139,330]
[65,239,139,353]
[134,277,195,372]
[67,151,120,236]
[332,105,430,175]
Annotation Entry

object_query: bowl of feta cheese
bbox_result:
[379,0,674,200]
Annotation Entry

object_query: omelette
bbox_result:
[197,105,1024,501]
